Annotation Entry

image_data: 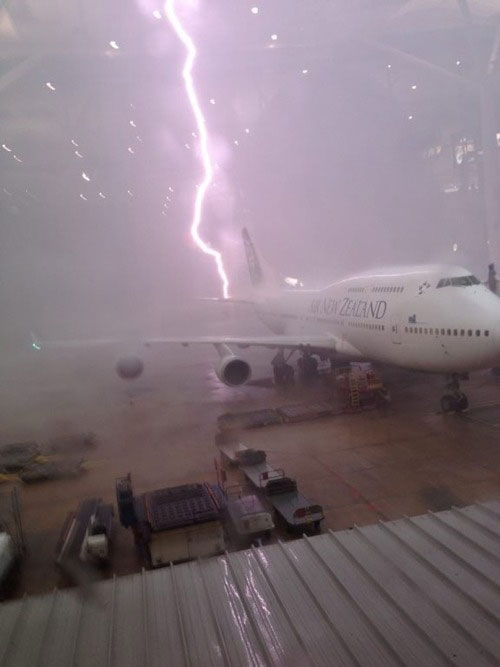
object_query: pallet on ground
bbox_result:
[217,409,282,432]
[277,401,334,423]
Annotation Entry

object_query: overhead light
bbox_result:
[2,144,12,152]
[71,139,78,147]
[12,155,22,163]
[45,82,56,91]
[152,9,162,19]
[408,115,414,120]
[245,128,250,134]
[234,140,239,146]
[387,64,392,69]
[79,194,87,201]
[128,147,135,154]
[75,150,83,158]
[127,189,134,197]
[129,120,136,127]
[456,60,461,66]
[271,34,278,41]
[452,243,458,252]
[251,7,259,14]
[98,192,106,199]
[109,41,119,50]
[82,172,90,181]
[209,98,216,105]
[302,69,308,74]
[411,84,417,90]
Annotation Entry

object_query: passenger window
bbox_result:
[429,328,433,334]
[437,279,444,288]
[447,329,451,335]
[460,330,464,336]
[424,328,428,334]
[468,329,472,336]
[476,330,480,336]
[441,329,445,335]
[405,327,408,333]
[453,329,457,336]
[485,330,490,337]
[419,328,422,334]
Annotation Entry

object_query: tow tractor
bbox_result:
[56,498,114,577]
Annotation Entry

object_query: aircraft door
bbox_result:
[391,315,402,344]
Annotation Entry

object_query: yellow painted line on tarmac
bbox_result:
[0,473,19,483]
[81,459,107,470]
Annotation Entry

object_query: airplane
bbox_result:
[32,228,500,413]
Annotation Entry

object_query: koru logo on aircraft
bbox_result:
[418,281,431,295]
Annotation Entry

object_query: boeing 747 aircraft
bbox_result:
[33,229,500,412]
[151,229,500,413]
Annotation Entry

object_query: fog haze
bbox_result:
[1,0,499,349]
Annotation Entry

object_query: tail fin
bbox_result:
[243,227,281,289]
[242,227,265,287]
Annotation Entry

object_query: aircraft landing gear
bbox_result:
[297,351,319,384]
[272,350,295,387]
[440,374,469,413]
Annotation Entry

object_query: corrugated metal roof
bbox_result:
[2,500,500,666]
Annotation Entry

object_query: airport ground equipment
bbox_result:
[262,470,324,533]
[56,498,114,569]
[215,440,323,534]
[116,475,226,567]
[335,362,386,409]
[224,486,274,543]
[0,487,24,594]
[277,401,334,422]
[240,458,324,534]
[217,441,252,467]
[217,399,345,436]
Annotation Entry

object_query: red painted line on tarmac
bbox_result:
[314,458,388,520]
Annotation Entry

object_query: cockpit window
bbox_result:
[437,275,480,288]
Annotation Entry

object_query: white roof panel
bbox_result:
[1,500,500,666]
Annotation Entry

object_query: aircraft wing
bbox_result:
[31,332,363,357]
[144,334,363,357]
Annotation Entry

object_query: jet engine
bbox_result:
[215,354,251,386]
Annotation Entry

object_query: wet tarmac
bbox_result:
[1,344,500,597]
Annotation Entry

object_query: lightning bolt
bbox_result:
[164,0,230,299]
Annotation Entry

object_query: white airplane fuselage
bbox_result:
[254,265,500,374]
